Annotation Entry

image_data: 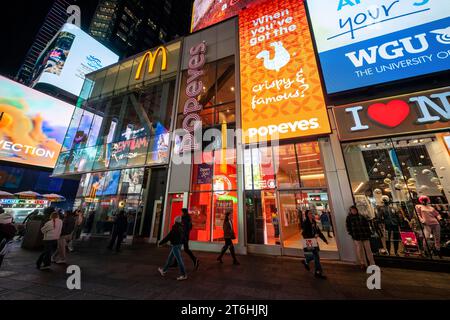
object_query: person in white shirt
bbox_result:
[36,210,62,270]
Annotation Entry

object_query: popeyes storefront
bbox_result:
[162,1,358,263]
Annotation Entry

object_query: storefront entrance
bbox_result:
[244,140,339,257]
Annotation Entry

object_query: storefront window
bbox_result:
[212,191,238,242]
[343,133,450,260]
[297,142,326,188]
[188,192,212,242]
[274,144,300,189]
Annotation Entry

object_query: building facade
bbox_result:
[53,0,450,266]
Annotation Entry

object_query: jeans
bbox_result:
[304,247,322,274]
[36,240,57,267]
[163,245,186,276]
[354,240,375,266]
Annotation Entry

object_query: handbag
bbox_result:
[302,238,318,251]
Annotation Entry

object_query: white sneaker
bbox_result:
[158,267,166,276]
[55,260,66,264]
[177,275,188,281]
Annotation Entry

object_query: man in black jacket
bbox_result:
[180,209,199,269]
[107,211,128,252]
[158,216,187,281]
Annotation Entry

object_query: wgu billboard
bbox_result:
[307,0,450,94]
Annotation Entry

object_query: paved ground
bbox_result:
[0,238,449,300]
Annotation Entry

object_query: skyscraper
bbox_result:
[15,0,73,85]
[89,0,193,58]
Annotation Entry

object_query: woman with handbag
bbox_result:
[346,205,376,270]
[217,210,239,265]
[302,210,328,279]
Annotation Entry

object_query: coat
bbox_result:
[159,222,184,246]
[346,214,372,241]
[181,214,192,242]
[113,214,128,234]
[302,218,327,243]
[223,218,235,239]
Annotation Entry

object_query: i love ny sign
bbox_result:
[333,87,450,141]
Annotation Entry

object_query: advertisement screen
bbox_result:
[31,23,119,96]
[191,0,266,32]
[239,0,330,143]
[307,0,450,94]
[0,76,75,168]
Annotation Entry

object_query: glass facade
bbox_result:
[343,132,450,260]
[244,141,337,252]
[54,42,181,238]
[168,55,239,244]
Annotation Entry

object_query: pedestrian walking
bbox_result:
[181,208,199,269]
[52,211,76,264]
[346,205,376,270]
[217,210,239,265]
[36,211,62,270]
[158,216,188,281]
[320,208,333,238]
[301,210,328,279]
[107,210,128,252]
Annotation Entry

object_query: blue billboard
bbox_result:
[307,0,450,94]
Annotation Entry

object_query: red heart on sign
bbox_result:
[367,100,410,128]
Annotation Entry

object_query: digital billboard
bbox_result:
[0,76,75,168]
[239,0,330,143]
[191,0,266,32]
[307,0,450,94]
[31,23,119,97]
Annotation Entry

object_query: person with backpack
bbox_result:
[346,205,376,270]
[158,216,187,281]
[217,210,240,265]
[36,211,62,270]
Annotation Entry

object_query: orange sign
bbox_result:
[239,0,330,143]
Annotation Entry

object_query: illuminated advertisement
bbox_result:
[0,76,75,168]
[306,0,450,94]
[31,23,119,96]
[118,168,144,195]
[97,170,121,196]
[239,0,330,143]
[191,0,266,32]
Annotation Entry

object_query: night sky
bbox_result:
[0,0,99,79]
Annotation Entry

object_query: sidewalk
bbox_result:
[0,239,449,300]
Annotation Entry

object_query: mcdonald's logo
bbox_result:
[135,46,168,80]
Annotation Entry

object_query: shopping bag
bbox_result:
[302,238,318,251]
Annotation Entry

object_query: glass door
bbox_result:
[279,189,337,255]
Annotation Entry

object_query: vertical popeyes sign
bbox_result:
[239,0,330,144]
[179,42,207,152]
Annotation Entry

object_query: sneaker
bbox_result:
[217,257,223,264]
[40,265,51,270]
[302,260,310,271]
[177,275,188,281]
[194,259,200,270]
[233,260,240,266]
[55,260,67,264]
[314,272,327,279]
[158,267,166,277]
[68,247,74,252]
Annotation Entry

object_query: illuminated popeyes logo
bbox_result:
[135,46,168,80]
[179,42,207,152]
[239,0,330,143]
